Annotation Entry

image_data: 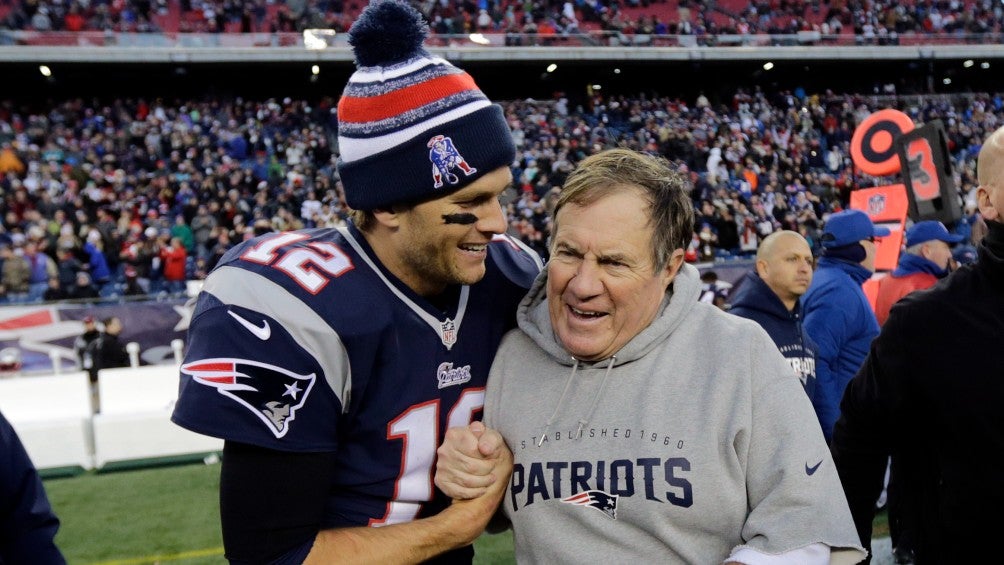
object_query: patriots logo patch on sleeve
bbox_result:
[561,490,619,519]
[181,358,316,438]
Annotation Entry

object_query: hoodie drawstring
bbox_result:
[538,356,616,446]
[539,358,579,446]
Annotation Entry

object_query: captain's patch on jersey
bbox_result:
[182,358,316,438]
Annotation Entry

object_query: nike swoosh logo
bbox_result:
[805,460,823,476]
[228,310,271,341]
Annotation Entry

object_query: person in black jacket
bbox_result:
[729,230,818,402]
[73,315,101,382]
[94,316,130,372]
[831,124,1004,563]
[0,409,66,564]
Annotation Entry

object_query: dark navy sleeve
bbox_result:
[172,289,344,453]
[0,411,66,565]
[489,233,543,289]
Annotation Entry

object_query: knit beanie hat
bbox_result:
[336,0,516,211]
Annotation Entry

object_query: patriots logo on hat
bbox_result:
[182,358,316,438]
[428,135,477,189]
[868,194,886,215]
[561,489,619,519]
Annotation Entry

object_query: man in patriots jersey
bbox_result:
[170,2,541,563]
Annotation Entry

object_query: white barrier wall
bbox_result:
[91,365,223,468]
[0,372,95,470]
[0,365,223,471]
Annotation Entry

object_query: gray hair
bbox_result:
[551,148,694,271]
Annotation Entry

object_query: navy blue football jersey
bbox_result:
[172,223,540,535]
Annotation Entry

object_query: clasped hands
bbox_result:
[435,421,513,501]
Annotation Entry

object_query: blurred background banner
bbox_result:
[0,299,189,373]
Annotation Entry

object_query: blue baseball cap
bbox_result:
[904,220,964,248]
[820,209,891,248]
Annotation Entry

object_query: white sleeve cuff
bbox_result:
[726,542,829,565]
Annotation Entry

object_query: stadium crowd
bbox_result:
[2,0,1003,45]
[0,87,998,303]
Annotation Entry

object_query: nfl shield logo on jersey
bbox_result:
[440,318,457,349]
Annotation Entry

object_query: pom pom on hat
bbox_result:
[348,0,429,67]
[336,0,515,211]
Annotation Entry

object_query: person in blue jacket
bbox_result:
[0,409,65,564]
[729,230,818,401]
[802,209,889,443]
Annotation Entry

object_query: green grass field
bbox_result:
[44,462,883,564]
[44,461,514,564]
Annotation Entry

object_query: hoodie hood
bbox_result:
[892,251,949,279]
[516,262,703,368]
[729,270,798,320]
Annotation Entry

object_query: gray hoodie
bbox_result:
[484,263,866,564]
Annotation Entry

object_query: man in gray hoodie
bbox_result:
[437,149,866,564]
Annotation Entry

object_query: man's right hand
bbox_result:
[435,421,512,500]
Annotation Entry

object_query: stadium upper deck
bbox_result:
[2,0,1002,47]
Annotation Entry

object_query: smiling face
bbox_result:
[387,166,511,296]
[547,188,683,362]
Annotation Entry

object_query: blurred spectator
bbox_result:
[55,242,84,292]
[0,243,29,303]
[698,270,731,308]
[121,265,146,296]
[874,220,963,326]
[82,235,113,288]
[190,205,218,261]
[206,228,234,271]
[159,236,188,295]
[73,315,100,377]
[68,271,99,300]
[93,316,130,372]
[0,143,25,175]
[23,240,56,302]
[42,276,69,301]
[170,215,196,256]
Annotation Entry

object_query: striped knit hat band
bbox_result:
[336,0,515,211]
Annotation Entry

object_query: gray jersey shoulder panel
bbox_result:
[201,265,351,412]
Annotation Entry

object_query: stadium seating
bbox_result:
[91,364,223,468]
[0,371,95,470]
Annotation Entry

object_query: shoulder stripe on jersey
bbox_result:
[492,233,545,272]
[337,227,469,351]
[202,265,352,413]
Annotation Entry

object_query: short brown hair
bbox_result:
[553,148,694,271]
[348,209,375,232]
